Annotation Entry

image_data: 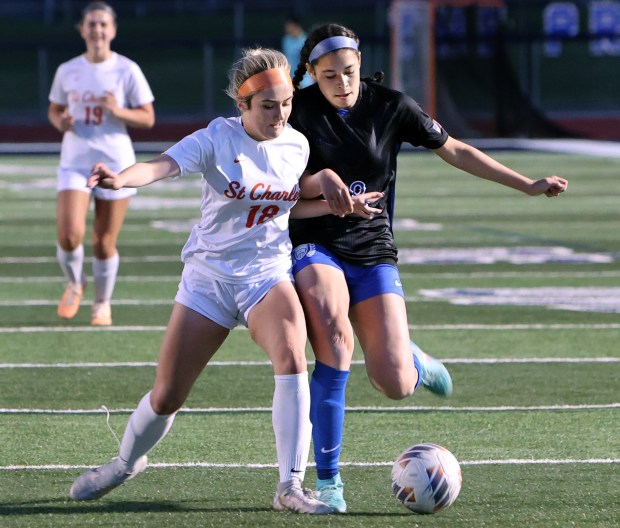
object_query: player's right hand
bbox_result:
[87,162,123,190]
[319,169,354,217]
[59,110,74,132]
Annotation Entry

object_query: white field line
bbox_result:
[1,403,618,414]
[2,458,618,471]
[3,271,620,283]
[3,323,620,333]
[0,357,618,369]
[399,270,620,279]
[0,256,180,264]
[0,299,172,307]
[0,276,180,283]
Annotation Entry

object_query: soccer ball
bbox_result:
[391,442,462,514]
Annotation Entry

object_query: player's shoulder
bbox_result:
[205,116,240,135]
[55,54,86,73]
[281,123,309,152]
[112,53,142,71]
[363,80,409,104]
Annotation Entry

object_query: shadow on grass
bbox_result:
[0,498,273,516]
[0,499,413,518]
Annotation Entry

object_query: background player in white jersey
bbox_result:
[67,47,379,514]
[288,23,569,512]
[48,1,155,325]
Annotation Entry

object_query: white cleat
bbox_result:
[273,477,335,514]
[69,456,147,501]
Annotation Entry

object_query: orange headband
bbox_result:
[237,68,292,98]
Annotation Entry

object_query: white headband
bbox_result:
[308,36,359,63]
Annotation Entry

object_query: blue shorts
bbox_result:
[291,243,405,306]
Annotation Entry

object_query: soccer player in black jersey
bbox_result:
[287,23,568,513]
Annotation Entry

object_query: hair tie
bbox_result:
[237,68,293,99]
[308,36,359,63]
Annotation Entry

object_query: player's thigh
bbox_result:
[248,280,308,375]
[351,293,416,387]
[294,263,355,368]
[56,190,90,246]
[151,302,229,413]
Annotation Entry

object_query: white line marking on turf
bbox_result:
[1,458,618,471]
[0,357,617,369]
[0,256,180,264]
[0,300,172,307]
[3,270,620,283]
[3,323,620,333]
[399,270,620,279]
[0,276,180,283]
[1,403,618,414]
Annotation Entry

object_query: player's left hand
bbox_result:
[530,176,568,197]
[350,191,383,218]
[87,162,124,190]
[99,91,119,116]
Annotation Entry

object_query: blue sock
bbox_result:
[310,360,350,481]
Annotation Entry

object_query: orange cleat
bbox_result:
[58,282,84,319]
[91,302,112,326]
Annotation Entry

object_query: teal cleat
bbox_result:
[411,340,453,397]
[316,473,347,513]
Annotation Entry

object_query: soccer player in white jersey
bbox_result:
[67,47,380,514]
[48,1,155,325]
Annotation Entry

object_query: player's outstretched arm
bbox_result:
[291,191,383,219]
[433,137,568,197]
[87,154,180,190]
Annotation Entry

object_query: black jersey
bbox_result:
[289,81,448,266]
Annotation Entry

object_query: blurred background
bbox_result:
[0,0,619,143]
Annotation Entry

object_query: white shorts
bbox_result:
[57,167,137,201]
[175,263,294,329]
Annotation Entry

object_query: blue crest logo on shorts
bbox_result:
[292,243,316,263]
[349,181,366,196]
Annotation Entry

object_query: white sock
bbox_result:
[56,243,84,286]
[119,392,176,469]
[92,253,119,304]
[272,372,311,483]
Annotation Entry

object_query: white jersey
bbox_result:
[165,117,309,283]
[49,52,154,171]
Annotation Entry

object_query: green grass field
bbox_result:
[0,150,618,527]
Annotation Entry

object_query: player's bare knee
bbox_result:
[59,232,83,251]
[149,390,184,416]
[274,350,307,374]
[371,376,415,400]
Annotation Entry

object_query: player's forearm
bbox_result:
[290,199,330,218]
[437,138,534,194]
[113,105,155,129]
[120,156,178,187]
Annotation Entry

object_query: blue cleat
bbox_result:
[411,340,453,397]
[316,473,347,513]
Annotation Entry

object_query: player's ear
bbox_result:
[306,63,315,79]
[236,100,248,113]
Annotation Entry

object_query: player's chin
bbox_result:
[265,125,284,139]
